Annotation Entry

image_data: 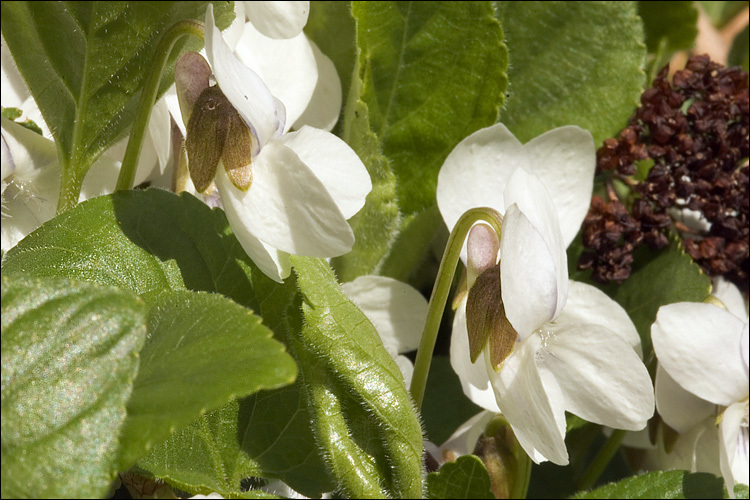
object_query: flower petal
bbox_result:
[214,175,292,282]
[449,300,501,412]
[559,280,641,355]
[234,19,317,129]
[244,1,309,39]
[486,334,568,465]
[292,40,343,132]
[522,126,595,247]
[500,202,564,338]
[655,364,715,433]
[652,302,748,406]
[713,277,748,321]
[540,321,654,430]
[341,275,427,354]
[205,4,285,153]
[214,139,354,257]
[439,410,495,458]
[278,126,371,219]
[436,123,524,262]
[657,417,721,475]
[719,400,749,494]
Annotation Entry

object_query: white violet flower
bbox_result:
[436,125,654,465]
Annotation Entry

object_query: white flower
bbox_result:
[436,125,654,465]
[182,5,370,282]
[652,284,749,493]
[341,275,428,387]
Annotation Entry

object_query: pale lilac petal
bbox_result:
[292,40,342,132]
[341,275,428,354]
[500,203,562,339]
[540,322,654,430]
[449,301,501,413]
[234,20,317,130]
[655,364,715,433]
[522,126,595,247]
[244,1,309,39]
[205,4,284,153]
[214,140,353,257]
[560,280,641,355]
[652,302,748,406]
[278,126,371,219]
[486,334,569,465]
[719,400,750,494]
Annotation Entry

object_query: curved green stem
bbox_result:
[410,206,503,409]
[578,429,626,491]
[115,19,204,191]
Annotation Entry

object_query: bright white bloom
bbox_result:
[341,275,428,387]
[243,1,310,40]
[652,285,749,493]
[185,5,369,282]
[436,125,654,465]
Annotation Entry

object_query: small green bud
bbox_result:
[474,415,531,499]
[466,264,518,368]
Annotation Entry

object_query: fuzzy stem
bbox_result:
[115,19,204,191]
[410,207,503,409]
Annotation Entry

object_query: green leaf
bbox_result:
[117,290,297,470]
[1,189,299,475]
[425,455,494,499]
[291,256,425,498]
[728,24,749,71]
[735,483,750,499]
[1,275,147,498]
[699,1,748,28]
[639,1,699,53]
[0,2,234,207]
[612,241,711,365]
[352,1,507,216]
[572,470,726,499]
[498,1,647,146]
[422,356,483,446]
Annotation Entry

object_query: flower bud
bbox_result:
[474,415,530,499]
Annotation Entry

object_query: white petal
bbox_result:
[487,334,569,465]
[214,140,354,257]
[500,203,564,338]
[719,400,750,493]
[449,300,501,412]
[245,1,309,39]
[234,20,317,129]
[292,40,343,132]
[540,321,654,430]
[713,277,748,320]
[652,302,748,406]
[205,4,285,153]
[560,280,641,355]
[522,126,595,247]
[2,35,29,108]
[436,123,524,262]
[439,410,495,457]
[655,364,715,433]
[214,176,292,282]
[222,1,246,50]
[279,126,371,219]
[341,275,427,354]
[657,417,721,476]
[742,322,749,379]
[395,354,414,389]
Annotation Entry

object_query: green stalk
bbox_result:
[578,429,626,491]
[410,206,503,409]
[115,19,204,191]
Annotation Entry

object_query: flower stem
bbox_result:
[410,207,503,409]
[115,19,204,192]
[577,429,626,491]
